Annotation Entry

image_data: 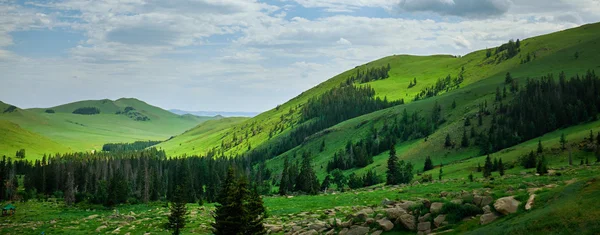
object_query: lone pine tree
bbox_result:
[168,186,187,235]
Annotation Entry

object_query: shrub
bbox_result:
[72,107,100,115]
[45,109,55,113]
[440,203,483,224]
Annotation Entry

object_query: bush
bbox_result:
[440,203,483,223]
[72,107,100,115]
[45,109,55,113]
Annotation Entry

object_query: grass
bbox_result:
[0,98,216,159]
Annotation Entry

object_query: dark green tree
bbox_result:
[245,185,267,235]
[107,171,128,207]
[468,172,474,182]
[423,156,434,172]
[295,152,320,195]
[445,133,452,147]
[483,155,493,178]
[278,158,290,195]
[498,158,505,176]
[461,129,469,147]
[386,146,400,185]
[331,169,347,191]
[537,139,543,153]
[348,173,363,189]
[168,186,187,235]
[505,72,513,84]
[320,175,331,191]
[560,133,567,151]
[213,168,245,235]
[536,156,548,175]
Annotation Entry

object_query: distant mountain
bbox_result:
[169,109,258,117]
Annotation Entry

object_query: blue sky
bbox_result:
[1,0,599,112]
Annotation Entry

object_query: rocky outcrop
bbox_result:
[430,202,444,213]
[385,207,406,221]
[377,219,394,231]
[433,214,446,228]
[399,214,416,231]
[494,196,521,215]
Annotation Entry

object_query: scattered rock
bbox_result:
[346,226,369,235]
[479,196,493,207]
[433,214,446,228]
[440,191,449,197]
[430,202,444,213]
[382,198,395,206]
[482,205,491,214]
[376,219,394,231]
[385,207,406,220]
[339,228,349,235]
[418,221,431,234]
[419,213,431,222]
[480,213,499,225]
[300,229,318,235]
[526,194,536,210]
[399,214,416,231]
[494,196,521,215]
[86,214,99,220]
[265,224,283,233]
[96,225,107,233]
[371,230,383,235]
[451,199,463,205]
[397,201,417,210]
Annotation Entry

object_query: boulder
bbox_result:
[96,225,107,233]
[480,196,494,207]
[376,219,394,231]
[340,220,353,228]
[430,202,444,214]
[417,221,431,233]
[86,214,99,220]
[397,201,417,210]
[494,196,521,215]
[433,214,446,228]
[359,208,374,215]
[300,229,318,235]
[479,213,499,225]
[525,194,535,210]
[339,228,349,235]
[473,195,483,206]
[308,222,325,231]
[451,199,463,205]
[482,205,491,214]
[385,207,406,220]
[398,214,416,231]
[346,226,369,235]
[440,191,449,197]
[421,199,432,209]
[265,224,283,233]
[382,198,395,206]
[418,213,431,222]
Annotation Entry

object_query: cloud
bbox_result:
[336,37,352,46]
[398,0,512,19]
[292,0,398,12]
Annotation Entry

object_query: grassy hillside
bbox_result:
[162,23,600,162]
[0,120,72,159]
[0,99,216,158]
[156,117,250,156]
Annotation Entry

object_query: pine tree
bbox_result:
[168,186,187,235]
[213,168,245,235]
[320,140,326,152]
[245,185,267,235]
[107,171,128,207]
[279,158,289,195]
[560,133,567,151]
[386,146,400,185]
[468,172,474,182]
[445,134,452,147]
[348,173,363,189]
[320,175,331,191]
[585,158,589,165]
[331,169,346,191]
[452,100,457,109]
[438,164,443,180]
[464,117,471,126]
[477,163,482,172]
[537,156,548,175]
[423,156,434,172]
[483,155,493,178]
[537,139,543,153]
[295,152,319,195]
[505,72,513,84]
[461,129,469,147]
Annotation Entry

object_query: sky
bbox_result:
[1,0,599,112]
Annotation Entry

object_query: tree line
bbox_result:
[102,140,163,152]
[347,64,391,84]
[72,107,101,115]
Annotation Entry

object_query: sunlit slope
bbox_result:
[156,117,250,156]
[163,22,600,159]
[262,22,600,178]
[0,99,213,156]
[0,120,72,159]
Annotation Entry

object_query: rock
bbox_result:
[265,224,283,233]
[292,225,303,232]
[430,202,444,213]
[494,196,521,215]
[480,213,499,225]
[482,205,491,214]
[371,231,383,235]
[385,207,406,220]
[346,226,369,235]
[418,213,431,222]
[50,220,57,224]
[418,221,431,232]
[96,225,107,233]
[382,198,395,206]
[365,218,375,225]
[376,219,394,231]
[479,196,493,207]
[300,229,318,235]
[308,222,326,231]
[86,214,99,220]
[353,211,368,221]
[440,191,449,197]
[451,199,463,205]
[397,201,417,210]
[433,214,446,227]
[329,218,342,226]
[340,220,353,228]
[421,199,432,209]
[525,194,536,210]
[398,214,416,231]
[473,195,483,206]
[287,195,294,199]
[359,207,374,215]
[112,227,122,234]
[339,228,349,235]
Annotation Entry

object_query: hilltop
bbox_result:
[0,98,217,158]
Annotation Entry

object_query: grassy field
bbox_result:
[0,98,217,159]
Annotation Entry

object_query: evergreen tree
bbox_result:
[452,100,457,109]
[386,146,400,185]
[505,72,513,84]
[348,173,363,189]
[168,186,187,235]
[295,152,319,195]
[560,133,567,150]
[245,185,267,235]
[445,133,452,147]
[423,156,434,172]
[483,155,493,178]
[320,175,331,191]
[464,117,471,126]
[107,171,128,207]
[213,168,245,235]
[278,158,290,195]
[320,140,326,152]
[461,129,469,147]
[331,169,346,191]
[523,151,537,169]
[477,163,482,172]
[438,164,443,180]
[537,156,548,175]
[537,140,543,153]
[478,114,483,126]
[468,172,474,182]
[470,126,476,138]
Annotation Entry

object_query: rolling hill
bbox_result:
[0,98,219,158]
[161,22,600,171]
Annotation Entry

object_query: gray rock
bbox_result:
[480,196,494,207]
[339,228,349,235]
[433,214,446,227]
[398,214,416,231]
[382,198,395,206]
[385,207,406,220]
[397,201,417,210]
[418,213,431,222]
[430,202,444,214]
[494,196,521,215]
[376,219,394,231]
[346,226,369,235]
[371,231,383,235]
[451,199,463,205]
[300,229,318,235]
[482,205,491,214]
[417,221,431,231]
[480,213,499,225]
[440,191,449,197]
[526,194,535,210]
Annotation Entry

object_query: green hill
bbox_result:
[161,22,600,167]
[0,99,216,157]
[0,120,72,159]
